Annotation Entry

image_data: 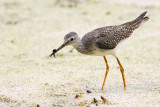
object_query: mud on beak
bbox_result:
[50,40,69,57]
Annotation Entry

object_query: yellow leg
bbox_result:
[116,57,126,88]
[101,56,109,91]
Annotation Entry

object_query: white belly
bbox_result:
[88,49,115,56]
[87,38,130,56]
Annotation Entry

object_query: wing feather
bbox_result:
[95,25,133,49]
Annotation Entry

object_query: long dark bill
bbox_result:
[50,41,68,57]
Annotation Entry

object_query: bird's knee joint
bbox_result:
[120,67,124,71]
[121,69,124,74]
[106,68,109,72]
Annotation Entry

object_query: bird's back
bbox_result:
[82,11,149,50]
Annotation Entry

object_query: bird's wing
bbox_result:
[81,26,111,47]
[95,25,133,49]
[82,11,148,50]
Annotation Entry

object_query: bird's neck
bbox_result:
[73,40,88,54]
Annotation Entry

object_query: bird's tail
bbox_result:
[141,16,149,24]
[135,11,149,23]
[129,11,149,30]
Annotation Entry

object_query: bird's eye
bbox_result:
[71,38,73,41]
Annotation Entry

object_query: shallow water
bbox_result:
[0,0,160,106]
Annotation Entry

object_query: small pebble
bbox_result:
[75,95,79,98]
[101,96,111,104]
[93,98,98,103]
[101,96,106,103]
[87,90,91,93]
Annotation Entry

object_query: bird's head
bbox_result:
[50,32,79,57]
[64,32,79,46]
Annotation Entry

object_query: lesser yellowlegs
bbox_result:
[50,11,149,90]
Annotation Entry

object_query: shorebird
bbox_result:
[50,11,149,90]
